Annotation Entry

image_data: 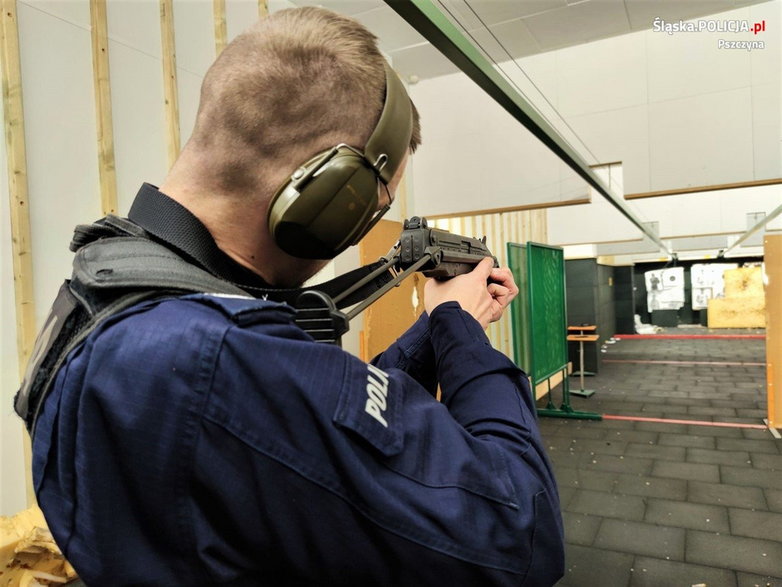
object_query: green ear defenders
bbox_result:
[267,62,414,259]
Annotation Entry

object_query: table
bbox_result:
[567,331,599,398]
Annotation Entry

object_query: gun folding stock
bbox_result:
[295,216,498,345]
[398,217,497,279]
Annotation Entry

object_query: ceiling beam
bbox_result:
[384,0,672,256]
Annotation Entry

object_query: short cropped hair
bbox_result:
[189,7,421,195]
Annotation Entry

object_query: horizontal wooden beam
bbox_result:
[625,178,782,200]
[425,197,591,220]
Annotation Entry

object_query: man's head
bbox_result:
[164,7,421,285]
[188,6,419,200]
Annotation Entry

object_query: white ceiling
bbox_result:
[292,0,771,81]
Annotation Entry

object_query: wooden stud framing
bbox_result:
[765,234,782,428]
[90,0,118,215]
[1,0,37,506]
[1,0,35,375]
[160,0,180,168]
[213,0,227,56]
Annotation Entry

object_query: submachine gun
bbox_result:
[294,216,498,345]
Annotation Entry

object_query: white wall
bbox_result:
[1,0,423,514]
[549,182,782,251]
[409,1,780,221]
[1,75,27,516]
[408,71,588,217]
[1,0,310,516]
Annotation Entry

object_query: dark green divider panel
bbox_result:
[526,243,568,384]
[507,241,601,420]
[507,243,531,372]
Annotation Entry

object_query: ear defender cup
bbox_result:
[269,147,379,259]
[268,62,414,260]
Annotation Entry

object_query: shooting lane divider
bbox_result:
[603,359,766,367]
[602,414,769,431]
[614,334,765,340]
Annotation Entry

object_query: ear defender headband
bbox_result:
[267,62,414,259]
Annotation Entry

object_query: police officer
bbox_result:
[26,7,564,586]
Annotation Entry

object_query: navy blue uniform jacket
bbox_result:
[32,191,564,586]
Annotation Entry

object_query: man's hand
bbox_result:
[487,264,519,322]
[424,257,519,330]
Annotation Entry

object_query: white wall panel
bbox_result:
[648,87,754,190]
[19,0,90,28]
[568,105,651,193]
[107,0,162,60]
[547,192,641,245]
[556,34,648,120]
[173,0,215,78]
[409,71,588,217]
[752,83,782,180]
[17,2,102,326]
[553,183,782,247]
[108,39,169,213]
[226,0,261,41]
[749,0,781,87]
[505,51,558,113]
[645,8,752,104]
[0,83,26,517]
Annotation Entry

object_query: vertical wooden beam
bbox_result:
[1,0,35,375]
[258,0,269,18]
[159,0,180,168]
[765,234,782,429]
[90,0,118,215]
[1,0,37,505]
[213,0,227,56]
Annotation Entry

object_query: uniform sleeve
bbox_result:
[195,298,565,586]
[369,312,438,396]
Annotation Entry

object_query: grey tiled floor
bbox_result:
[537,330,781,587]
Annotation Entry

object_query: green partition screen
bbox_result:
[508,242,567,385]
[508,243,531,372]
[527,243,568,384]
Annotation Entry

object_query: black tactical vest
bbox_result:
[14,215,389,436]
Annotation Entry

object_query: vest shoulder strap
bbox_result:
[14,235,249,435]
